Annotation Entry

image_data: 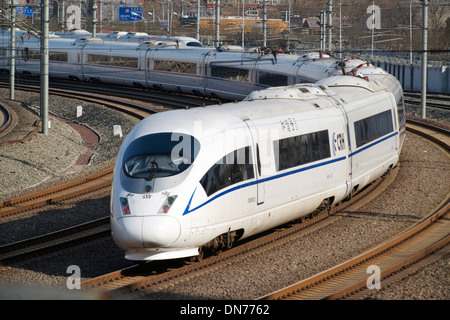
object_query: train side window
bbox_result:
[354,110,393,148]
[210,65,249,82]
[200,146,254,197]
[49,52,68,62]
[26,50,40,60]
[274,130,331,172]
[154,60,197,74]
[258,72,288,86]
[87,54,138,68]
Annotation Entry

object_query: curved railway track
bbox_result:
[258,119,449,300]
[75,119,448,297]
[79,170,398,295]
[259,199,449,300]
[0,82,448,300]
[0,102,12,134]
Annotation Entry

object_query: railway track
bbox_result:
[0,102,11,134]
[258,118,449,300]
[0,168,113,220]
[0,82,448,299]
[80,170,397,294]
[0,84,209,263]
[259,199,449,300]
[404,92,450,112]
[77,118,448,297]
[0,117,447,298]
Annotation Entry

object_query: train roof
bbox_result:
[128,76,389,143]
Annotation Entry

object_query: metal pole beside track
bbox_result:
[420,0,428,119]
[92,2,97,38]
[196,0,200,41]
[215,0,220,47]
[327,0,332,53]
[9,0,15,101]
[40,0,49,135]
[262,0,267,47]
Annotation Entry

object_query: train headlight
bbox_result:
[120,197,131,215]
[157,195,178,214]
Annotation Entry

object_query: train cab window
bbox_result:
[200,146,254,197]
[210,65,249,82]
[123,133,200,180]
[186,42,203,47]
[354,110,393,148]
[258,72,288,87]
[274,130,331,172]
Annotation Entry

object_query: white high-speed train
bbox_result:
[0,32,384,101]
[110,74,405,261]
[51,29,204,47]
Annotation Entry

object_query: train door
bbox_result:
[144,48,152,85]
[243,119,265,205]
[76,45,84,77]
[388,94,400,152]
[328,97,353,199]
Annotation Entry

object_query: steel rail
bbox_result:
[0,217,110,264]
[0,169,113,219]
[0,102,12,134]
[258,201,449,300]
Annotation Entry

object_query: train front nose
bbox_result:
[111,215,181,249]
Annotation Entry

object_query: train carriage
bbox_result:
[146,47,205,94]
[1,32,402,104]
[111,76,403,261]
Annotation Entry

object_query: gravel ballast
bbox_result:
[0,88,448,300]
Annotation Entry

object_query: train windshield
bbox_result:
[123,133,200,180]
[186,42,203,47]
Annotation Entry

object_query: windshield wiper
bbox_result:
[145,161,159,181]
